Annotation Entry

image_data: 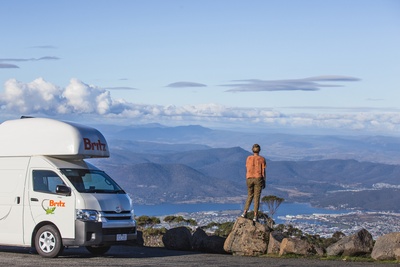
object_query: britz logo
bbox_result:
[83,138,107,151]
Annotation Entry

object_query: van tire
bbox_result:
[35,225,64,258]
[86,245,111,255]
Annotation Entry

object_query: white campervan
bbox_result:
[0,117,137,258]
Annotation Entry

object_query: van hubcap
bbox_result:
[39,231,56,252]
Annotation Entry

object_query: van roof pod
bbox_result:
[0,117,110,158]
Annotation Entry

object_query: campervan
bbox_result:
[0,117,137,257]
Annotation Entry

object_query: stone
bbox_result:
[162,226,192,251]
[326,228,374,257]
[267,231,285,255]
[142,233,164,247]
[192,228,226,254]
[371,232,400,261]
[223,217,270,256]
[279,237,318,256]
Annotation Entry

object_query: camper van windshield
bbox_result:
[60,169,125,194]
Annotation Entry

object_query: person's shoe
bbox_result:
[240,212,247,218]
[253,217,259,223]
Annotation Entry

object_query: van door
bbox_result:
[28,170,75,239]
[0,168,26,245]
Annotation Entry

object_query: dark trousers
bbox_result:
[244,177,263,215]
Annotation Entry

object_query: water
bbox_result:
[133,202,347,219]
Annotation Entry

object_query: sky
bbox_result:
[1,0,399,135]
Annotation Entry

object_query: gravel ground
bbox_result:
[0,245,398,267]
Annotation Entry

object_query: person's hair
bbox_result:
[252,144,261,153]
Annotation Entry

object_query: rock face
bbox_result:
[192,228,226,254]
[267,231,285,255]
[279,237,321,256]
[223,217,270,256]
[326,228,374,256]
[371,232,400,261]
[143,233,164,247]
[162,226,192,251]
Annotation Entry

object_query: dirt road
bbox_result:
[0,245,397,266]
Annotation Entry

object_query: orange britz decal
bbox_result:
[49,200,65,207]
[42,199,66,215]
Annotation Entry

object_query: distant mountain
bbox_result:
[312,188,400,212]
[90,143,400,211]
[92,123,400,165]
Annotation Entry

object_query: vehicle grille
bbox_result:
[103,227,136,235]
[102,210,132,221]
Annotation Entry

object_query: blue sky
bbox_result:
[1,0,399,135]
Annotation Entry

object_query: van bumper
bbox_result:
[62,220,137,246]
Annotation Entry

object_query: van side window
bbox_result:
[33,170,65,194]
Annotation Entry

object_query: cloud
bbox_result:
[0,63,19,69]
[103,86,138,90]
[0,78,124,115]
[0,57,60,63]
[166,81,207,88]
[222,75,360,92]
[0,78,398,135]
[29,45,58,49]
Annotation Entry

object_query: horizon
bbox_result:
[1,1,399,136]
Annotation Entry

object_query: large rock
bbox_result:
[279,237,321,256]
[142,233,164,247]
[162,226,192,251]
[326,228,374,256]
[192,228,226,254]
[267,231,285,255]
[371,232,400,261]
[223,217,270,256]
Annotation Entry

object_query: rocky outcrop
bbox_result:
[162,226,192,251]
[267,231,285,255]
[371,232,400,261]
[192,228,226,254]
[223,217,270,256]
[326,228,374,257]
[142,233,164,247]
[279,237,323,256]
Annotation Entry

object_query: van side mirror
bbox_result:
[56,185,71,196]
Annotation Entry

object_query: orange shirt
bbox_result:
[246,154,266,179]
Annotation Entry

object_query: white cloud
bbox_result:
[0,78,399,135]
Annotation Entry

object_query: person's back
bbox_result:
[241,144,266,222]
[246,154,266,179]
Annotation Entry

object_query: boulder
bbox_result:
[162,226,192,251]
[371,232,400,261]
[326,228,374,257]
[223,217,270,256]
[142,233,164,247]
[192,228,226,254]
[267,231,285,255]
[279,237,320,256]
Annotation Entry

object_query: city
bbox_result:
[155,209,400,240]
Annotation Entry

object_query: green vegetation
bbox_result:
[202,221,234,238]
[136,215,161,228]
[163,215,197,226]
[261,195,284,227]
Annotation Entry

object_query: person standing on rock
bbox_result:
[241,143,266,222]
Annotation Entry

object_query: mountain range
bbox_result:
[88,124,400,212]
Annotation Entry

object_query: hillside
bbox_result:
[92,123,400,165]
[91,142,400,211]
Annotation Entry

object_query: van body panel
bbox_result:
[0,118,137,256]
[0,157,29,245]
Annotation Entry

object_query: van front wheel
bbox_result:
[35,225,64,258]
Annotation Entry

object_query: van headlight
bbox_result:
[76,209,99,221]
